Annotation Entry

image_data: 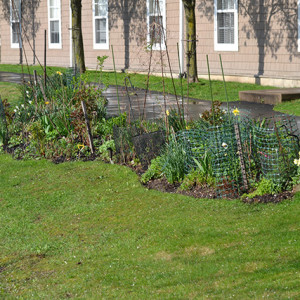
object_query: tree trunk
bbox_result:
[71,0,86,73]
[183,0,198,82]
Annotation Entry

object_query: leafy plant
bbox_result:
[167,108,186,132]
[192,151,213,178]
[242,178,280,199]
[179,170,215,191]
[160,136,187,184]
[141,156,163,184]
[201,101,226,126]
[97,139,116,162]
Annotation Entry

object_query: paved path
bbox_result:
[0,71,299,128]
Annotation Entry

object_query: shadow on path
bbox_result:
[0,71,299,127]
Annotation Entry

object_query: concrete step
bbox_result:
[239,88,300,105]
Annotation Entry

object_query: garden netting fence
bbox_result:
[176,114,300,198]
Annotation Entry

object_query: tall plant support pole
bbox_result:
[206,55,215,125]
[234,124,249,192]
[111,45,121,115]
[153,0,181,120]
[159,36,168,135]
[81,100,95,154]
[0,97,8,147]
[18,0,23,65]
[219,54,230,113]
[142,41,154,120]
[177,42,185,119]
[44,30,47,88]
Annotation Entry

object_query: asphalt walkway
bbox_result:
[0,71,299,128]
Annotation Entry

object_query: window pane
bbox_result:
[217,12,234,44]
[50,0,59,7]
[50,7,59,19]
[149,15,163,45]
[11,0,21,22]
[12,22,20,44]
[50,20,60,43]
[95,19,106,44]
[95,0,107,17]
[217,0,234,10]
[149,0,163,15]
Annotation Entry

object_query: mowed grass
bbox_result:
[0,63,277,102]
[0,82,22,107]
[0,154,299,298]
[274,99,300,116]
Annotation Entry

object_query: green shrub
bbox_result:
[141,156,163,184]
[97,139,116,161]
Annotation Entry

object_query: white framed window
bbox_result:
[48,0,62,49]
[10,0,21,48]
[93,0,109,50]
[147,0,166,50]
[214,0,238,51]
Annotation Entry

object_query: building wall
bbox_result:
[0,0,71,67]
[195,0,300,84]
[0,0,300,87]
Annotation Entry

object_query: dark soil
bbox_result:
[146,178,218,199]
[144,177,294,203]
[242,191,294,204]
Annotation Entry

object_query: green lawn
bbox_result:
[274,99,300,116]
[0,82,22,107]
[0,154,299,298]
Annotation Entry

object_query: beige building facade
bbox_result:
[0,0,300,87]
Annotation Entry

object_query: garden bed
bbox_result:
[144,177,294,203]
[1,70,300,203]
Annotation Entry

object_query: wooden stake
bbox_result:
[234,123,249,191]
[81,100,95,154]
[33,70,38,86]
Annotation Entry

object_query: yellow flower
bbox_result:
[56,71,62,76]
[185,125,191,130]
[45,101,49,105]
[233,108,240,116]
[294,159,300,166]
[77,144,85,150]
[166,110,170,116]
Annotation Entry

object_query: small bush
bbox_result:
[141,156,163,184]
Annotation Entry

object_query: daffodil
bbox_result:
[56,71,62,76]
[233,108,240,116]
[166,110,170,116]
[45,101,49,105]
[222,142,228,149]
[294,159,300,166]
